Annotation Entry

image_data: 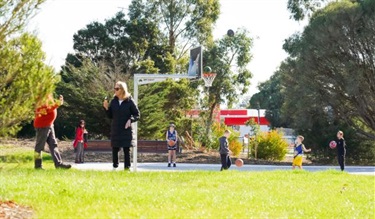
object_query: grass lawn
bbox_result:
[0,146,374,218]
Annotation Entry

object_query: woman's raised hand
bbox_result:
[103,97,109,110]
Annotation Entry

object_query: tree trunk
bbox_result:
[169,29,175,55]
[204,101,217,144]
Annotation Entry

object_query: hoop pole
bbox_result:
[133,77,139,172]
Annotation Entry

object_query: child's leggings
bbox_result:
[338,153,345,171]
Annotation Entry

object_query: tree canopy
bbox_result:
[287,0,326,21]
[0,0,57,137]
[67,11,163,74]
[128,0,220,56]
[54,0,222,140]
[249,70,291,128]
[282,0,375,140]
[200,28,253,143]
[0,0,45,41]
[252,0,375,162]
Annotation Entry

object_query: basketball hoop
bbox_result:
[202,73,216,87]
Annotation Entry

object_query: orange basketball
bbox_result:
[235,159,244,167]
[168,140,175,147]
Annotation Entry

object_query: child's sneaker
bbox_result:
[168,163,171,167]
[56,163,71,169]
[173,163,176,167]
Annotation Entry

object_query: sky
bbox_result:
[28,0,307,97]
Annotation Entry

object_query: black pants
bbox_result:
[338,153,345,171]
[220,154,231,170]
[112,147,131,169]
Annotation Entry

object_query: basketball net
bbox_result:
[202,73,216,87]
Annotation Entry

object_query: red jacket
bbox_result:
[73,127,87,149]
[34,104,59,128]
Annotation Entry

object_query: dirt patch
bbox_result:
[0,201,33,219]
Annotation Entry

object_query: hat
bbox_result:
[169,124,175,127]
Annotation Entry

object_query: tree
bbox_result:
[55,60,116,139]
[67,11,164,74]
[202,28,253,143]
[276,0,375,162]
[127,0,220,141]
[0,0,45,41]
[282,0,375,140]
[55,10,165,138]
[128,0,220,58]
[0,33,58,136]
[55,0,219,140]
[287,0,326,21]
[138,79,198,140]
[286,0,366,21]
[249,70,291,128]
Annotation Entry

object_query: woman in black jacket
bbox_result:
[103,81,140,170]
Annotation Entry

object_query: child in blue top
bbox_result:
[291,135,311,169]
[166,124,178,167]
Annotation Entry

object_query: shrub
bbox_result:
[251,130,288,161]
[229,140,242,157]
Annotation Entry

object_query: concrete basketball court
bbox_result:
[72,162,375,175]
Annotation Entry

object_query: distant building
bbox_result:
[220,109,270,136]
[186,108,271,137]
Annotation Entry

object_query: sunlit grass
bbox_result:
[0,163,374,218]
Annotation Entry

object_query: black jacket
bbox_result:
[219,136,229,154]
[105,96,140,147]
[335,138,346,155]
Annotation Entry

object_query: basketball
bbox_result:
[235,159,244,167]
[203,66,212,73]
[227,29,235,37]
[329,140,337,149]
[168,140,175,147]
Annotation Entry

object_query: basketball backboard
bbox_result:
[188,46,202,79]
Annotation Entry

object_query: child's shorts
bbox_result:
[293,156,303,166]
[167,146,177,151]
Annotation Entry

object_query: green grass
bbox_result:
[0,144,52,163]
[0,163,374,219]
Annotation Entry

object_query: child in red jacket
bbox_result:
[73,120,88,163]
[34,94,71,169]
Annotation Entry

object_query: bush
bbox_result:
[251,130,288,161]
[229,140,242,157]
